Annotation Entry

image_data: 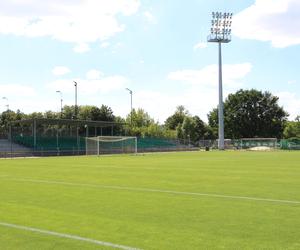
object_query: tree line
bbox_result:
[0,89,299,141]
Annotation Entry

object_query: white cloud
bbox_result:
[288,80,296,85]
[86,69,103,80]
[193,42,207,50]
[163,63,253,121]
[143,11,157,24]
[277,91,300,120]
[233,0,300,48]
[168,63,252,89]
[52,66,71,76]
[73,43,90,53]
[100,42,110,48]
[132,88,218,123]
[0,84,36,97]
[47,70,129,95]
[0,0,140,52]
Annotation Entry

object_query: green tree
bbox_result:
[193,116,208,140]
[166,107,215,141]
[181,116,197,141]
[0,110,27,137]
[127,108,154,128]
[78,106,93,120]
[143,123,176,138]
[97,105,115,121]
[27,112,44,119]
[61,105,75,119]
[283,120,300,138]
[113,116,125,136]
[44,111,59,119]
[60,105,115,121]
[125,108,177,138]
[208,89,288,139]
[165,105,188,130]
[177,116,210,142]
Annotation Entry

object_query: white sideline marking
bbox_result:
[0,222,140,250]
[5,177,300,205]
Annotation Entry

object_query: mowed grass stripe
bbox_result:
[0,222,141,250]
[4,177,300,205]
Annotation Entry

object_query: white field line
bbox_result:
[0,157,40,160]
[39,163,234,172]
[0,162,201,171]
[0,222,140,250]
[4,177,300,205]
[78,164,160,171]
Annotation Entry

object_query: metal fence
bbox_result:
[198,139,300,150]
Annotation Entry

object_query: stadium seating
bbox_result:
[137,138,178,150]
[12,136,181,152]
[13,135,86,152]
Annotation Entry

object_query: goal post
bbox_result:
[86,136,137,156]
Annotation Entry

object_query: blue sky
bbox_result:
[0,0,299,122]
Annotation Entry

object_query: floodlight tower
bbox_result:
[207,12,233,150]
[125,88,133,125]
[2,97,9,111]
[56,91,63,118]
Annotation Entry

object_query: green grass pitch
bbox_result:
[1,151,300,249]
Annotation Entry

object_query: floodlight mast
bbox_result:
[56,91,63,118]
[207,12,233,150]
[73,81,78,119]
[125,88,133,125]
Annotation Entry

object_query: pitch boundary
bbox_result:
[0,222,140,250]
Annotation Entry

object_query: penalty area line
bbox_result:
[0,222,141,250]
[4,177,300,205]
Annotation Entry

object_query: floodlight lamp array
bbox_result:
[208,12,233,43]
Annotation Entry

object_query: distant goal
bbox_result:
[238,138,278,150]
[86,136,137,155]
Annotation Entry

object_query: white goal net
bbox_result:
[86,136,137,155]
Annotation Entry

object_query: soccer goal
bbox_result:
[86,136,137,155]
[239,138,278,150]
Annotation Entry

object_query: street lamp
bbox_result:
[207,12,233,150]
[2,97,9,111]
[125,88,133,125]
[73,81,78,119]
[56,91,63,118]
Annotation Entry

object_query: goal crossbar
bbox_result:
[87,136,137,143]
[86,136,137,155]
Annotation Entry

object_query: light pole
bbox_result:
[2,97,9,111]
[56,91,63,118]
[125,88,133,125]
[207,12,233,150]
[73,81,78,119]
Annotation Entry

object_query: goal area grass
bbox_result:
[1,151,300,249]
